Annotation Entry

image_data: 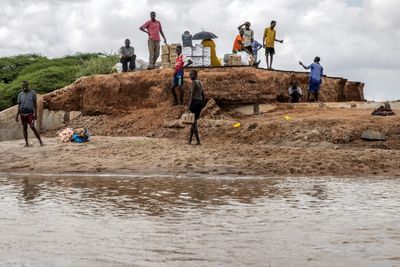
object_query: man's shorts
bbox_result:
[265,47,275,56]
[20,113,34,125]
[308,81,321,93]
[173,71,184,87]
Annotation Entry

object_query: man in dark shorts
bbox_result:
[188,70,205,145]
[170,45,192,105]
[15,81,43,147]
[299,57,324,102]
[263,20,284,69]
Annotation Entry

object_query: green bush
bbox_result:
[0,53,119,111]
[76,54,119,77]
[18,57,81,77]
[0,54,45,83]
[2,66,78,104]
[0,82,11,110]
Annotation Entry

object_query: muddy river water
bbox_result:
[0,174,399,266]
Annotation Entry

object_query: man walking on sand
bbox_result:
[263,20,284,69]
[15,81,43,147]
[140,11,167,70]
[299,57,324,102]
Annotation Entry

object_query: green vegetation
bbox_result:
[0,53,119,111]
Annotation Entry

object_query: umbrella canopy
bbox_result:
[192,31,218,40]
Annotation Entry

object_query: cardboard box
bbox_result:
[193,47,203,57]
[227,55,242,66]
[182,47,192,57]
[203,57,211,67]
[161,54,170,63]
[161,45,170,55]
[203,47,211,57]
[169,43,180,54]
[191,56,203,67]
[170,55,177,63]
[169,43,180,49]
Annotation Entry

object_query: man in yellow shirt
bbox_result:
[263,20,284,69]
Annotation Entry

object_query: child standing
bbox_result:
[170,45,192,105]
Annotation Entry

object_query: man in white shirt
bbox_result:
[288,81,302,103]
[119,39,136,72]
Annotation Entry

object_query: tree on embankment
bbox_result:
[0,53,119,111]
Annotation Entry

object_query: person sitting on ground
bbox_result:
[15,81,43,147]
[188,70,205,145]
[119,39,136,72]
[288,81,303,103]
[170,45,193,105]
[263,20,284,69]
[299,57,324,102]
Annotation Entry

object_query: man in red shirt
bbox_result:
[140,11,167,69]
[170,45,193,105]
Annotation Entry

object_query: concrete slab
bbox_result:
[0,105,24,141]
[0,102,82,141]
[232,101,399,115]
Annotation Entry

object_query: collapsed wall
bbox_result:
[43,67,364,114]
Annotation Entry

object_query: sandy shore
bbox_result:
[1,136,400,178]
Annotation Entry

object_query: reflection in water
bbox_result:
[0,175,399,266]
[21,177,42,202]
[12,176,294,216]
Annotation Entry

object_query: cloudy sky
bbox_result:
[0,0,399,100]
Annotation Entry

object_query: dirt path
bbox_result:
[2,136,400,178]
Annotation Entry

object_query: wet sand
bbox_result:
[1,136,400,177]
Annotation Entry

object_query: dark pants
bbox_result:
[189,100,203,144]
[121,55,136,72]
[290,92,301,103]
[245,46,253,55]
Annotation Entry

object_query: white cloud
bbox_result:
[0,0,399,100]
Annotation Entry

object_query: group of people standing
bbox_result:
[233,20,283,69]
[119,11,167,72]
[119,13,287,71]
[231,20,324,103]
[16,11,324,147]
